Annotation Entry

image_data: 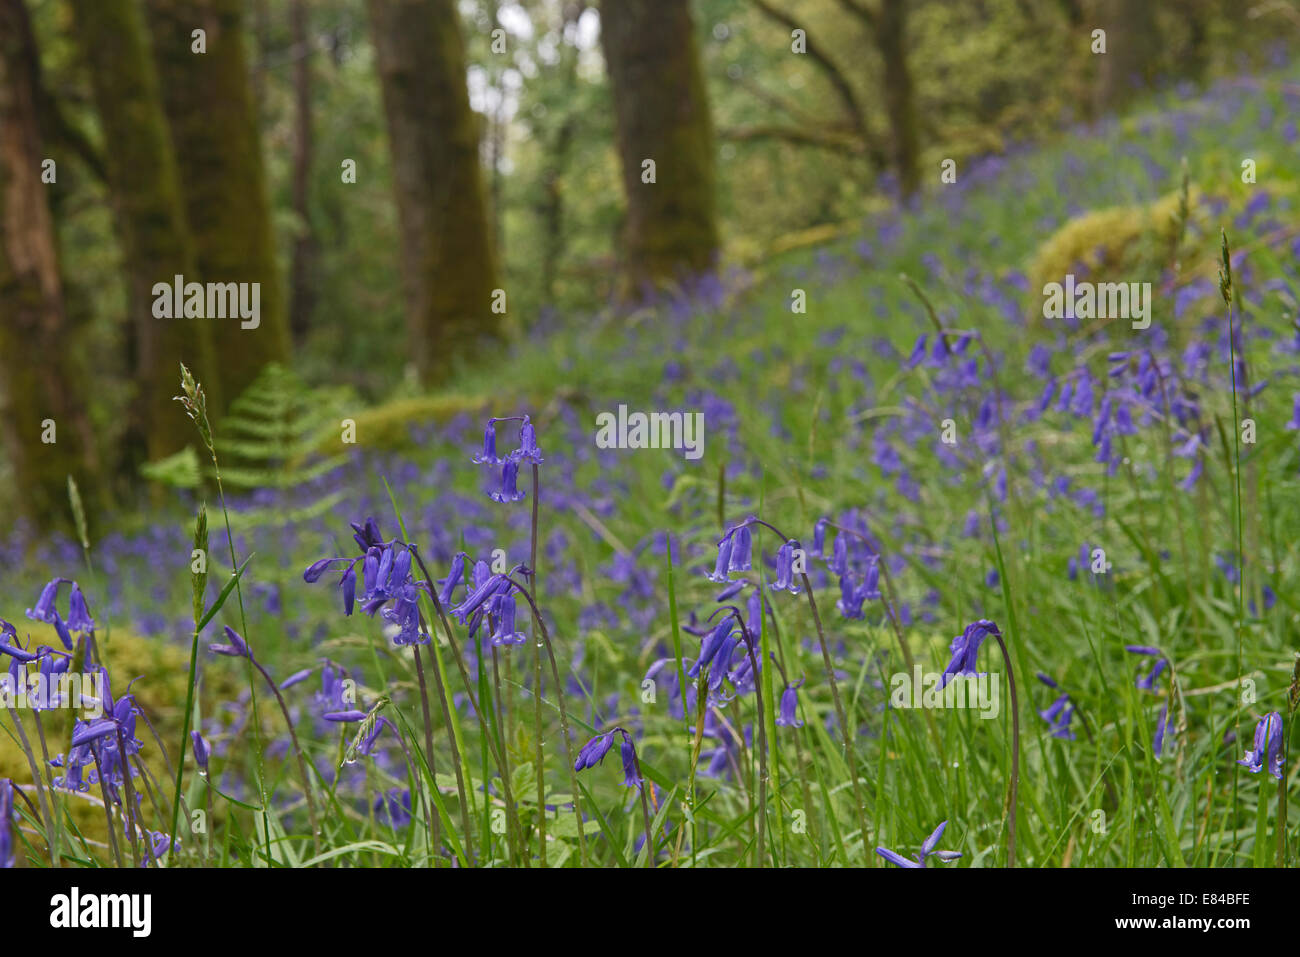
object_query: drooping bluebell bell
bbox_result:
[707,534,735,584]
[619,732,643,790]
[688,619,735,678]
[777,679,805,728]
[812,517,830,558]
[488,591,527,646]
[472,420,502,465]
[1237,711,1284,779]
[939,620,1000,688]
[728,524,753,573]
[1125,646,1168,691]
[191,731,210,773]
[490,456,527,504]
[1153,703,1172,758]
[573,731,616,771]
[769,540,802,594]
[209,625,250,658]
[875,820,962,868]
[438,552,468,605]
[0,778,12,868]
[1038,693,1076,740]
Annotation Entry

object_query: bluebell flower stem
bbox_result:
[799,570,870,856]
[528,463,547,866]
[507,575,590,865]
[989,630,1020,867]
[249,656,322,858]
[6,702,56,865]
[408,547,520,858]
[410,644,446,861]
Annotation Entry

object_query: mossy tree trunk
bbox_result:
[599,0,719,293]
[366,0,500,384]
[0,0,101,527]
[71,0,216,463]
[876,0,920,202]
[1097,0,1160,111]
[144,0,288,410]
[288,0,317,346]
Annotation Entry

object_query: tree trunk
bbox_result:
[0,0,101,527]
[288,0,317,345]
[876,0,920,202]
[366,0,500,384]
[599,0,719,293]
[70,0,215,463]
[144,0,289,409]
[1097,0,1160,111]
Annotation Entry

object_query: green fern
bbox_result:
[141,363,354,530]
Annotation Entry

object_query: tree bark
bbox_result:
[600,0,719,292]
[288,0,317,345]
[70,0,215,463]
[1097,0,1160,110]
[144,0,289,410]
[875,0,920,202]
[366,0,500,384]
[0,0,101,526]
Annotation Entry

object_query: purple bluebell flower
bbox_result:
[0,778,12,868]
[209,625,250,658]
[574,731,616,771]
[490,456,527,504]
[1237,711,1284,779]
[875,820,962,868]
[516,418,543,464]
[489,592,527,646]
[1153,704,1172,758]
[1125,646,1168,691]
[777,679,805,728]
[769,540,802,594]
[67,584,95,634]
[472,420,501,464]
[939,619,1000,688]
[619,733,643,790]
[728,524,753,573]
[707,534,735,584]
[438,553,468,605]
[191,731,209,773]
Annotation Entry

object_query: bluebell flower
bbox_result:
[1153,703,1172,758]
[516,417,543,464]
[191,731,209,773]
[209,625,250,658]
[1238,711,1284,779]
[728,525,753,573]
[812,518,830,558]
[574,732,616,771]
[876,820,962,868]
[769,540,802,594]
[489,592,527,646]
[490,456,527,504]
[472,420,501,465]
[438,552,468,605]
[67,584,95,633]
[777,679,805,728]
[0,778,12,868]
[707,534,735,584]
[1125,645,1168,691]
[620,733,643,790]
[1039,693,1076,740]
[688,619,735,678]
[939,620,1000,688]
